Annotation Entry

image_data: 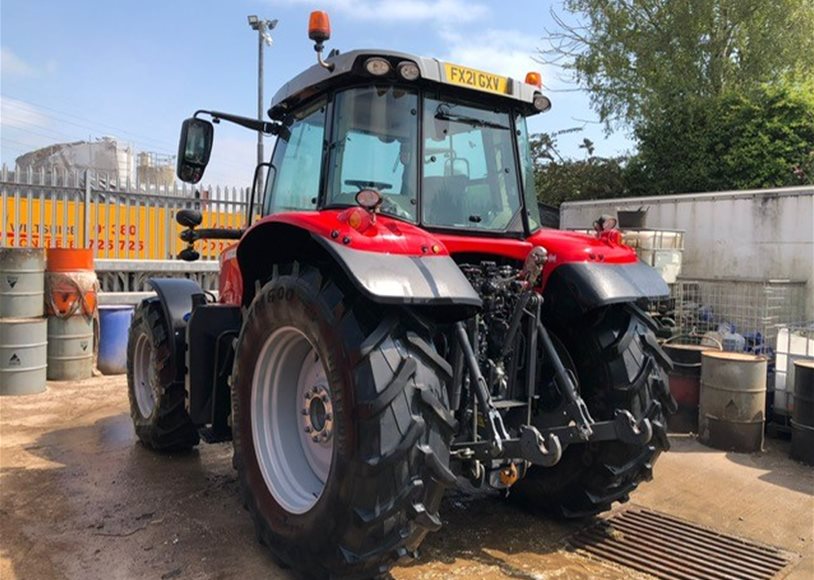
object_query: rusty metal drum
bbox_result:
[664,344,710,433]
[699,351,767,452]
[0,248,45,318]
[0,317,47,396]
[790,360,814,465]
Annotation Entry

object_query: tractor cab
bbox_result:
[263,68,548,235]
[177,11,551,240]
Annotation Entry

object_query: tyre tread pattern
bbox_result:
[231,264,454,578]
[513,305,673,518]
[126,298,199,451]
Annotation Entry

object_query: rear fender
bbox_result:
[237,214,481,316]
[542,261,669,320]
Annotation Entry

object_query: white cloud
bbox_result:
[440,27,549,83]
[1,47,38,77]
[275,0,489,23]
[0,97,50,130]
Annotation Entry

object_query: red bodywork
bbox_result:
[218,209,637,306]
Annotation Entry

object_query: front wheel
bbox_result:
[126,298,199,451]
[231,264,456,578]
[513,304,675,517]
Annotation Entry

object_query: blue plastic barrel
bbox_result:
[98,305,135,375]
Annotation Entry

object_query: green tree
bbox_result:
[542,0,814,127]
[531,131,630,205]
[625,81,814,194]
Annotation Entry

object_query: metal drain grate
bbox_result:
[568,508,796,580]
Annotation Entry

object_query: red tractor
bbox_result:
[127,12,674,579]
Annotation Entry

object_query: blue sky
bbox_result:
[1,0,633,186]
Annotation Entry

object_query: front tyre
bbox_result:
[513,304,675,517]
[126,298,199,451]
[231,264,455,578]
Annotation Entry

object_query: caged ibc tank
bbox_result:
[699,351,767,452]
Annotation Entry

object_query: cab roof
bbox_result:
[269,49,549,120]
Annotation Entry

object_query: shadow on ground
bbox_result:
[666,433,814,495]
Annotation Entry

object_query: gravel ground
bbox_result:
[1,375,812,579]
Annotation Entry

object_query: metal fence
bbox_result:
[0,164,250,261]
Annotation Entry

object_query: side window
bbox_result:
[264,101,326,214]
[515,113,541,230]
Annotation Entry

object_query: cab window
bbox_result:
[515,113,542,230]
[421,97,522,232]
[326,86,419,222]
[264,100,326,214]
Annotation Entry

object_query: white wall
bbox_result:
[560,187,814,318]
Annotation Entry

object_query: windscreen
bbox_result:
[421,97,523,231]
[327,86,419,221]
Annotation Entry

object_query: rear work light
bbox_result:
[533,94,551,112]
[397,61,420,81]
[364,57,391,76]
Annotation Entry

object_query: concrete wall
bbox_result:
[560,186,814,318]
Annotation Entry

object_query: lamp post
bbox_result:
[247,15,278,175]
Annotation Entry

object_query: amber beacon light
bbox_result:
[525,71,542,88]
[308,11,331,43]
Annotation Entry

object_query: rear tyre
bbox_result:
[126,298,199,450]
[231,264,455,578]
[513,304,675,517]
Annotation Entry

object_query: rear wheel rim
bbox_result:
[251,326,334,515]
[133,332,156,418]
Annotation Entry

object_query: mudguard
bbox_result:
[316,237,482,307]
[236,212,482,312]
[543,261,668,317]
[147,278,206,382]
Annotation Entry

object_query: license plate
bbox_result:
[443,63,508,95]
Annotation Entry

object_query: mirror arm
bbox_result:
[193,110,282,135]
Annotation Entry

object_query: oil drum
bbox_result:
[790,360,814,465]
[44,248,97,380]
[699,351,767,452]
[0,317,47,395]
[45,248,98,318]
[664,344,711,433]
[0,248,45,318]
[47,315,94,380]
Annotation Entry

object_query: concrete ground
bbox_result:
[1,376,812,580]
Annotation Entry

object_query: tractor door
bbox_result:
[262,99,327,215]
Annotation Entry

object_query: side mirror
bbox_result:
[176,118,214,184]
[176,208,203,228]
